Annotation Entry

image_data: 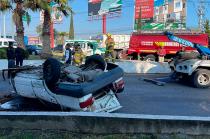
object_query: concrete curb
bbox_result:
[0,59,171,74]
[0,112,209,135]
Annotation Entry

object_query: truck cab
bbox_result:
[0,38,17,48]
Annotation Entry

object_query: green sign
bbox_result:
[88,0,122,16]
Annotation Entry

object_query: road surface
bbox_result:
[1,71,210,116]
[118,74,210,116]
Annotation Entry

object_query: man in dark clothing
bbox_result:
[15,45,25,67]
[7,42,15,78]
[64,44,73,64]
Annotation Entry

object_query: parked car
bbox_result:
[2,55,124,112]
[53,44,63,53]
[26,45,42,55]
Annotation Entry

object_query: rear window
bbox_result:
[0,41,2,46]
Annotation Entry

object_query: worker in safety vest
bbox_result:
[73,44,84,66]
[156,42,166,63]
[105,33,115,63]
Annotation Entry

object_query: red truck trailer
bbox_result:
[127,32,209,61]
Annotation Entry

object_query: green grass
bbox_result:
[0,130,208,139]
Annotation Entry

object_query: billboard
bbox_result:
[134,0,186,30]
[88,0,122,17]
[40,3,63,24]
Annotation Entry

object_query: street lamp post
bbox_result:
[3,14,6,38]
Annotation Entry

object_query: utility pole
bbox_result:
[3,14,6,38]
[0,13,2,38]
[198,0,205,32]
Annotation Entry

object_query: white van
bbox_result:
[0,38,17,48]
[64,40,105,56]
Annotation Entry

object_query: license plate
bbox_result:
[92,91,122,112]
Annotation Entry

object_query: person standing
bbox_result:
[73,45,84,66]
[157,46,166,63]
[7,42,15,78]
[105,33,115,63]
[15,45,25,67]
[64,44,73,64]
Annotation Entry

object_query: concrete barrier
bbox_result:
[0,59,171,74]
[0,112,209,137]
[116,60,171,74]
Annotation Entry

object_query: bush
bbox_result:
[0,47,29,59]
[21,48,29,59]
[0,48,7,59]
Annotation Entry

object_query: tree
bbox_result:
[59,32,68,44]
[36,24,58,44]
[204,20,210,37]
[0,0,12,12]
[69,12,74,39]
[0,0,30,48]
[24,0,50,57]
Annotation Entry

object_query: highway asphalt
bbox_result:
[1,71,210,116]
[118,74,210,116]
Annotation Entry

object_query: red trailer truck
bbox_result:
[127,32,209,61]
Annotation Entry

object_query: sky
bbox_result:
[0,0,210,39]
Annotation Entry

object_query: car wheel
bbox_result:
[192,69,210,88]
[43,58,61,87]
[143,54,156,62]
[85,54,106,70]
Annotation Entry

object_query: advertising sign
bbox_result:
[28,37,40,45]
[134,0,186,30]
[88,0,122,16]
[40,3,63,24]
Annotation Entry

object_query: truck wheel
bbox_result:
[43,58,61,87]
[144,55,156,62]
[192,69,210,88]
[85,54,106,70]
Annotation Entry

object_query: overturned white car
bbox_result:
[2,55,124,112]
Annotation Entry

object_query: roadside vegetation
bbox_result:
[0,130,203,139]
[0,0,72,59]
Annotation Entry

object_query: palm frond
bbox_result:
[0,0,12,12]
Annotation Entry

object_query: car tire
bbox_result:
[192,69,210,88]
[143,54,156,62]
[85,54,106,70]
[43,58,61,87]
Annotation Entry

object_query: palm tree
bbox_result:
[25,0,71,58]
[12,0,26,48]
[0,0,31,48]
[0,0,12,12]
[39,0,71,58]
[69,12,74,39]
[24,0,50,57]
[59,32,68,44]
